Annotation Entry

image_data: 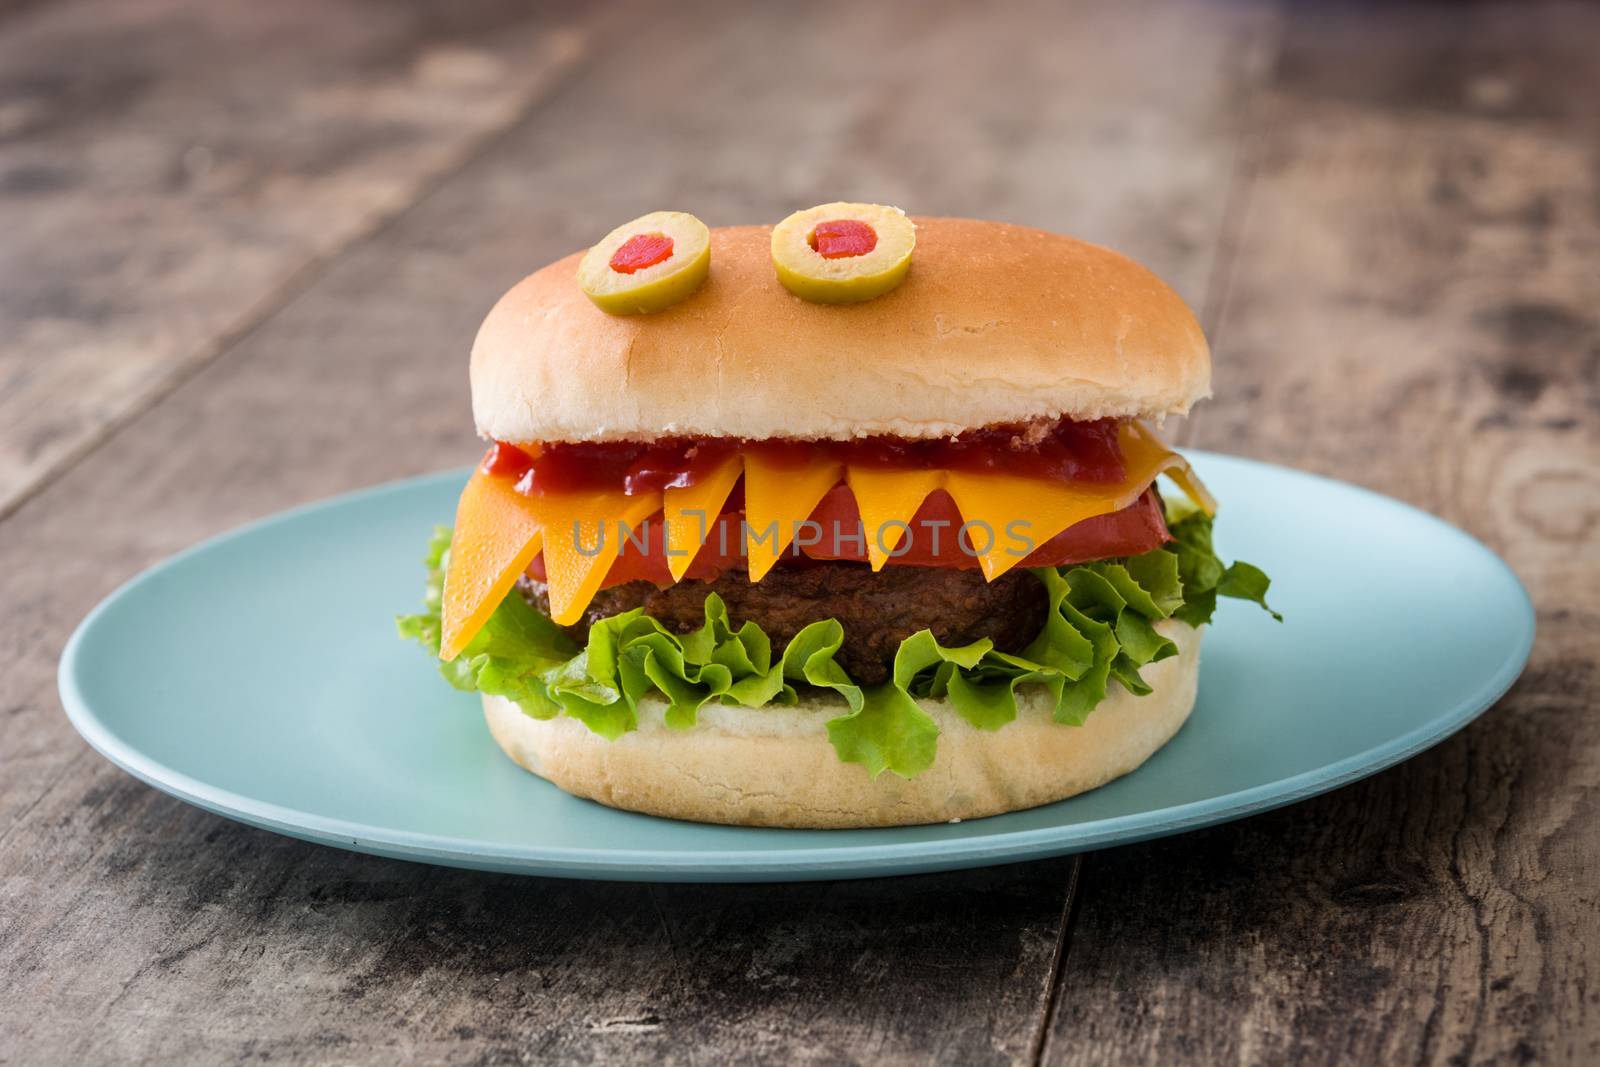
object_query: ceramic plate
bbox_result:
[59,454,1533,882]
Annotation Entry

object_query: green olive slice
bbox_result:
[770,202,915,304]
[577,211,711,315]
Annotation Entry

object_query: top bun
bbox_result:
[471,218,1210,443]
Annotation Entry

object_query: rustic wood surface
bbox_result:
[0,0,1594,1064]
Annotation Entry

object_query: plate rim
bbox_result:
[57,452,1536,882]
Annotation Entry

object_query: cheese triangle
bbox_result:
[845,465,948,571]
[741,446,843,581]
[1123,420,1217,516]
[532,488,663,626]
[943,425,1188,580]
[440,469,545,660]
[663,451,744,581]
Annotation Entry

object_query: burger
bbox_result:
[399,203,1277,828]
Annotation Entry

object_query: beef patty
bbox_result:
[519,562,1048,685]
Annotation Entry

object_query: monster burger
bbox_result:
[400,203,1277,828]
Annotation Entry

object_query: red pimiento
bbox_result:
[608,233,675,274]
[807,219,878,259]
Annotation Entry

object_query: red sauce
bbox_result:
[513,442,643,496]
[742,439,835,471]
[486,419,1124,497]
[808,219,877,259]
[479,441,535,480]
[623,440,740,495]
[844,419,1125,483]
[507,439,742,496]
[608,232,674,274]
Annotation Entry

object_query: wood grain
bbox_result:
[1045,3,1600,1064]
[0,1,1270,1063]
[0,0,597,519]
[9,0,1592,1063]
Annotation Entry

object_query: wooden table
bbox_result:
[3,1,1596,1062]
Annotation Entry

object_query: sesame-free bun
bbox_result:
[483,621,1200,829]
[471,218,1210,444]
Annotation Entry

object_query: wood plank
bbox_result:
[0,0,597,518]
[2,786,1074,1064]
[1045,3,1600,1064]
[0,0,1273,1061]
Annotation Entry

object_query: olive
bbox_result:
[770,202,915,304]
[577,211,711,314]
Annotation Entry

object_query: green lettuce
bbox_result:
[398,508,1277,779]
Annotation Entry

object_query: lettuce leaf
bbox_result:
[398,506,1277,779]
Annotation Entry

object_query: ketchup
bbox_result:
[505,439,740,496]
[479,441,535,480]
[513,441,645,496]
[483,419,1126,497]
[829,419,1124,483]
[622,440,739,495]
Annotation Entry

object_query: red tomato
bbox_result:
[798,485,1169,568]
[572,511,748,588]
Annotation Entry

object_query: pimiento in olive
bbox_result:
[770,202,915,304]
[577,210,711,314]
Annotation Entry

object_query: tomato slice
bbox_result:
[580,510,747,587]
[525,486,1169,590]
[800,485,1169,568]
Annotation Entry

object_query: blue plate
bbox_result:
[59,454,1533,882]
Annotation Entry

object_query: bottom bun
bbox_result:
[484,621,1200,829]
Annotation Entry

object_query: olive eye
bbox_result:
[770,202,915,304]
[577,211,711,314]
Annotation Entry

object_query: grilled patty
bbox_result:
[519,562,1048,685]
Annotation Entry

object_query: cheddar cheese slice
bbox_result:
[845,465,947,571]
[1165,464,1216,516]
[663,451,744,581]
[440,469,546,661]
[742,445,843,581]
[529,488,662,626]
[1124,420,1217,516]
[942,425,1188,580]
